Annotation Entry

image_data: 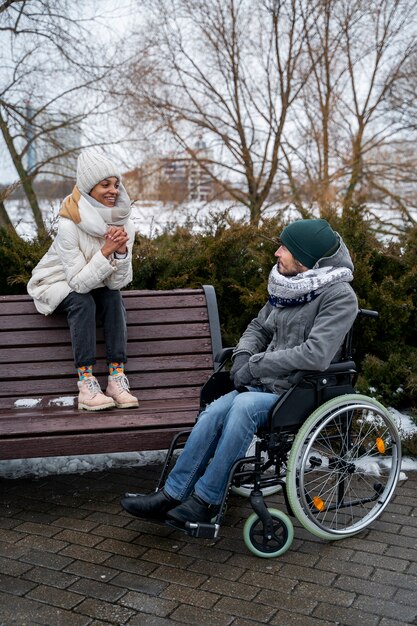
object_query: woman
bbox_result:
[27,148,139,411]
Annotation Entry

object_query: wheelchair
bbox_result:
[156,309,402,558]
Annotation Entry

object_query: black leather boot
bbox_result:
[120,490,180,520]
[166,493,219,527]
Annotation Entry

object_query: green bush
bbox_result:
[0,227,51,294]
[3,209,417,409]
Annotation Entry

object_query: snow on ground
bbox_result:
[0,407,415,480]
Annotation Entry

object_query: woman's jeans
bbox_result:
[164,388,279,505]
[58,287,127,368]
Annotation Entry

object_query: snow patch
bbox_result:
[14,398,42,408]
[0,450,168,479]
[48,396,76,407]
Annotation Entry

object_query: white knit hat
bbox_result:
[76,148,121,194]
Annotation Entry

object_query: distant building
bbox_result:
[124,138,215,203]
[24,102,81,181]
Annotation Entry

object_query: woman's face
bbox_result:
[89,177,120,207]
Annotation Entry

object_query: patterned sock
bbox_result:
[78,365,93,381]
[109,362,125,377]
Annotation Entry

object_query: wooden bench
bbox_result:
[0,287,223,461]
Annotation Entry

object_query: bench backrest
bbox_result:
[0,287,222,411]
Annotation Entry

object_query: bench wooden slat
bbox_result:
[0,323,211,348]
[0,426,195,460]
[0,338,212,364]
[0,287,223,460]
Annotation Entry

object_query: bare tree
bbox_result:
[0,0,133,238]
[286,0,417,226]
[121,0,316,225]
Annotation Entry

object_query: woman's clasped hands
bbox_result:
[101,225,129,257]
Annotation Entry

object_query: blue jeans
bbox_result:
[164,388,279,505]
[58,287,127,368]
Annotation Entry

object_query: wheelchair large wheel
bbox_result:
[243,508,294,558]
[286,394,401,541]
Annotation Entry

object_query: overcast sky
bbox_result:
[0,0,140,186]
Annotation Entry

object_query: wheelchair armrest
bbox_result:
[287,360,357,385]
[214,347,234,370]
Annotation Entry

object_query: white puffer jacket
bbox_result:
[27,186,136,315]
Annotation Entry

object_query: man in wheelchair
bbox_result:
[121,218,358,529]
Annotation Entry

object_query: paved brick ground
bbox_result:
[0,463,416,626]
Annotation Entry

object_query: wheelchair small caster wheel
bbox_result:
[243,508,294,558]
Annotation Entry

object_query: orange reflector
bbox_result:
[313,496,325,511]
[376,437,385,454]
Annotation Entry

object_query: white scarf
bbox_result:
[268,265,353,307]
[59,183,132,237]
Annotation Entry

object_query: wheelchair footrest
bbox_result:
[185,521,220,539]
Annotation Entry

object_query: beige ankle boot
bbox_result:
[78,376,116,411]
[106,373,139,408]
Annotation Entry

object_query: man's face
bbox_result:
[275,244,307,276]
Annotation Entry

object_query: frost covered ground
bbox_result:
[0,403,415,480]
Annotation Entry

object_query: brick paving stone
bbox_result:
[111,570,170,595]
[53,528,106,547]
[94,537,149,559]
[213,596,278,622]
[119,590,178,615]
[22,565,79,589]
[59,543,112,564]
[104,553,158,577]
[15,534,69,554]
[160,582,219,609]
[188,558,244,581]
[353,594,417,622]
[0,572,37,595]
[350,549,410,572]
[90,523,142,542]
[334,573,397,599]
[314,555,374,579]
[312,602,380,626]
[27,583,83,609]
[268,610,336,626]
[291,581,355,607]
[170,603,235,625]
[0,554,33,576]
[74,597,136,623]
[179,541,233,563]
[126,612,178,626]
[19,547,74,570]
[69,577,127,602]
[371,568,417,591]
[394,587,417,606]
[385,545,417,561]
[255,589,317,615]
[149,564,208,588]
[140,547,195,568]
[51,516,101,532]
[0,590,90,626]
[15,520,63,537]
[64,558,120,581]
[238,569,297,593]
[277,563,337,586]
[201,576,259,601]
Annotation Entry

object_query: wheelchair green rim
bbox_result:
[286,394,401,541]
[243,508,294,558]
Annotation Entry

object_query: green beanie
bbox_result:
[280,219,339,269]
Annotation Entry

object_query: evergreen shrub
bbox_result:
[2,210,417,412]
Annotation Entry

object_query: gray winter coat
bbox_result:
[233,234,358,395]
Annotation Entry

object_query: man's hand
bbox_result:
[230,353,250,381]
[233,362,252,388]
